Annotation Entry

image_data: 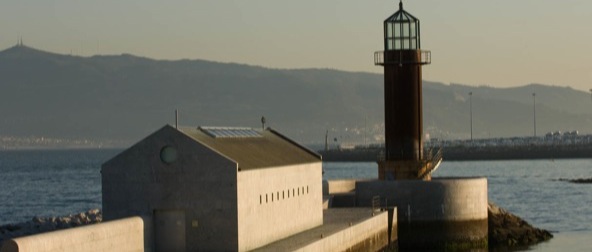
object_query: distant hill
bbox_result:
[1,45,591,147]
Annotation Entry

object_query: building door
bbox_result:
[154,210,186,252]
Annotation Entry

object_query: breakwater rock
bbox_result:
[488,203,553,249]
[556,178,592,184]
[0,209,102,245]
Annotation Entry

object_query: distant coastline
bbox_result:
[442,144,592,161]
[319,144,592,162]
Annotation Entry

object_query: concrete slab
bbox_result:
[253,208,391,252]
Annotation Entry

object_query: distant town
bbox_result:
[328,129,590,150]
[428,130,590,148]
[320,130,592,161]
[0,135,125,150]
[3,129,591,152]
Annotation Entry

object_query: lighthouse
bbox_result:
[375,1,439,180]
[357,4,487,249]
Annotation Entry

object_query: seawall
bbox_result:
[1,207,395,252]
[319,144,592,161]
[0,216,146,252]
[0,209,103,246]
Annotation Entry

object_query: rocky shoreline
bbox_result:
[0,209,102,245]
[488,203,553,249]
[1,205,553,250]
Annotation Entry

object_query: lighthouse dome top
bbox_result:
[384,1,421,50]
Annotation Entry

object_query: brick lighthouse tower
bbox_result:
[375,1,440,180]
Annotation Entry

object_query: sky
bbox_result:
[1,0,592,91]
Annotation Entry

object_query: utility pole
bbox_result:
[325,130,329,151]
[532,92,537,137]
[469,92,473,141]
[364,116,368,146]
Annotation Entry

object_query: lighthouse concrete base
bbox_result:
[355,177,488,250]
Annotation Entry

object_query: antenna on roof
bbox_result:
[325,129,329,151]
[175,109,179,129]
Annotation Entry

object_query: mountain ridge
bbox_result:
[1,46,591,147]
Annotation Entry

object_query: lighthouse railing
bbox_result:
[374,50,431,65]
[418,147,443,180]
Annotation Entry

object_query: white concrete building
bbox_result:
[102,125,323,251]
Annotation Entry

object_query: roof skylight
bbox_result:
[199,127,262,138]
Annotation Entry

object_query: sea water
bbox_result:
[0,149,118,225]
[323,159,592,251]
[1,149,591,251]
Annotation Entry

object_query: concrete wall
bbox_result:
[102,126,239,251]
[237,162,322,251]
[322,179,359,195]
[0,217,145,252]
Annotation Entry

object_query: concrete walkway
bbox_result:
[254,208,389,252]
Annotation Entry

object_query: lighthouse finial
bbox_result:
[399,0,403,10]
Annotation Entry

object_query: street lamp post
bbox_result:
[469,92,473,141]
[532,92,536,137]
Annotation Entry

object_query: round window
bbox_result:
[160,146,178,164]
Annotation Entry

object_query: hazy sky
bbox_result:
[2,0,591,91]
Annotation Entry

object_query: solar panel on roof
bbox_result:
[199,127,262,138]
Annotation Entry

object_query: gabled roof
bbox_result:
[177,126,321,170]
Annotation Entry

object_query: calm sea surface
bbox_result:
[1,149,591,251]
[324,160,592,251]
[0,149,118,225]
